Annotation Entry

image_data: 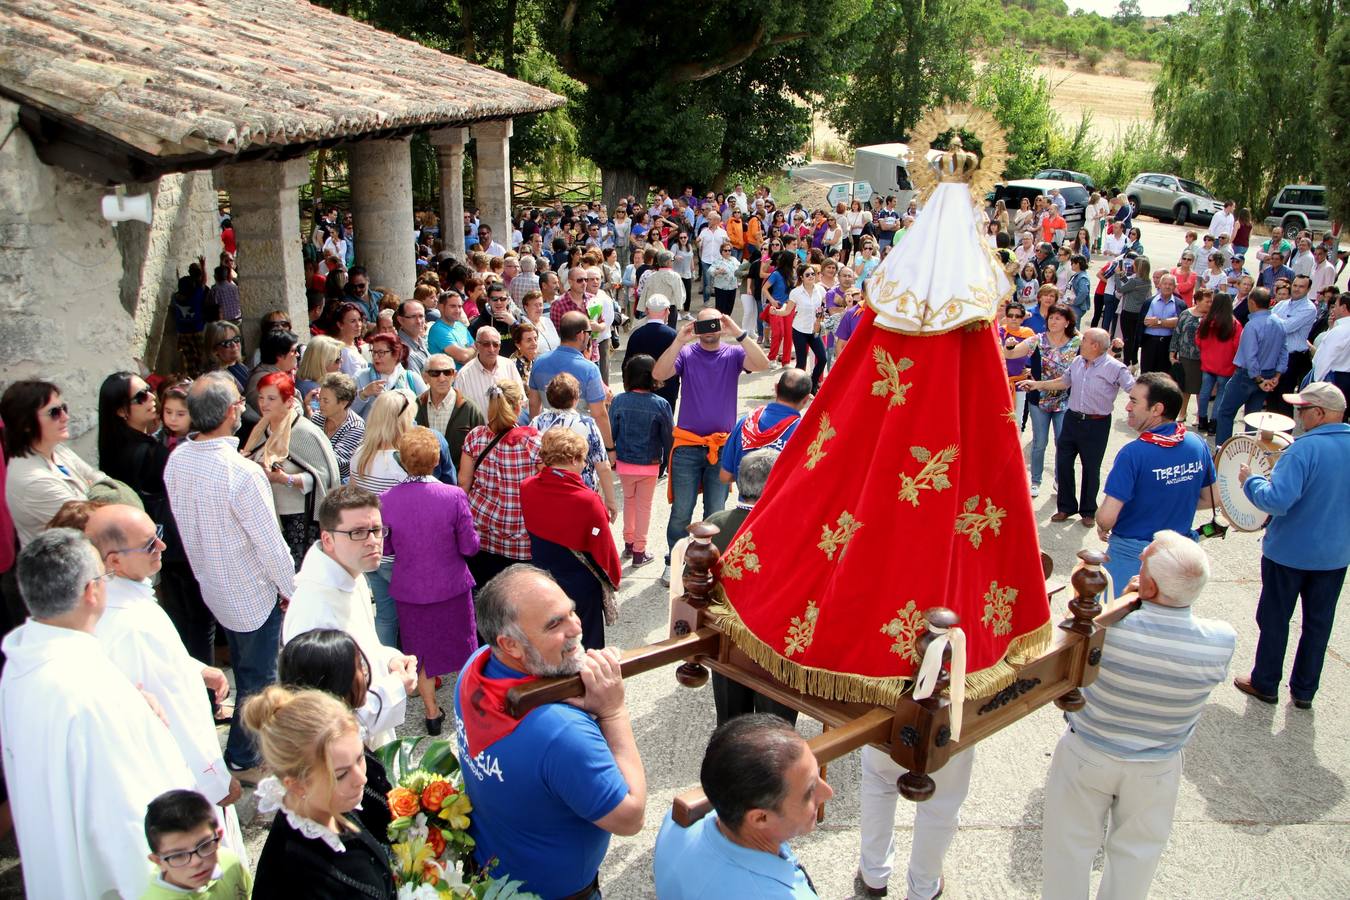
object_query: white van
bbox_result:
[851,143,943,209]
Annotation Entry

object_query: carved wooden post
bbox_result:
[1054,550,1108,712]
[897,607,958,802]
[675,522,720,687]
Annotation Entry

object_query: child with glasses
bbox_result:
[142,789,252,898]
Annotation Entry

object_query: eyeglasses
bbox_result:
[131,388,153,405]
[476,340,502,347]
[159,834,221,869]
[329,525,390,541]
[371,349,393,358]
[399,313,426,320]
[45,403,70,420]
[426,369,453,378]
[216,337,242,349]
[106,523,165,556]
[87,571,115,587]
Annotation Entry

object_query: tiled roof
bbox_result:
[0,0,565,160]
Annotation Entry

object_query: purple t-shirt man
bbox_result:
[673,342,747,435]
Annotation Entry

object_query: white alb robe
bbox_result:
[283,544,407,747]
[0,621,195,900]
[95,577,247,863]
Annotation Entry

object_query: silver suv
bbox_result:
[1125,173,1223,225]
[1265,184,1332,234]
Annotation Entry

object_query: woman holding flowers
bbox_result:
[246,686,396,899]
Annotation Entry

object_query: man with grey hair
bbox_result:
[0,529,195,900]
[639,250,685,324]
[509,252,540,305]
[165,371,295,783]
[452,564,647,897]
[454,324,524,414]
[1041,530,1235,900]
[703,449,797,727]
[623,292,680,412]
[1021,326,1136,527]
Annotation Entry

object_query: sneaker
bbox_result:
[659,565,671,587]
[1030,484,1040,498]
[622,542,633,560]
[631,550,655,567]
[679,312,694,322]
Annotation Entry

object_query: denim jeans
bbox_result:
[792,329,827,393]
[666,444,730,563]
[1213,368,1267,445]
[366,559,399,649]
[1028,405,1065,487]
[223,601,283,769]
[701,261,716,304]
[1197,371,1230,421]
[1251,557,1347,702]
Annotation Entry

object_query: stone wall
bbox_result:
[0,98,221,460]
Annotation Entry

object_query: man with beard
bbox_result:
[453,565,647,899]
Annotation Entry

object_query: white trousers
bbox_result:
[859,745,975,900]
[1041,728,1183,900]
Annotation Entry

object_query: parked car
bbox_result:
[1264,184,1333,234]
[988,179,1089,237]
[1125,173,1223,225]
[1034,168,1095,190]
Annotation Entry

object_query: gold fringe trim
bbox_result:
[709,593,1055,706]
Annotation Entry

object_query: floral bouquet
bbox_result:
[377,737,538,900]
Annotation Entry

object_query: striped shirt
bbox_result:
[312,409,365,482]
[1069,603,1235,761]
[351,448,407,564]
[164,435,295,631]
[1060,353,1135,416]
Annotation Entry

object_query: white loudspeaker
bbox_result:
[101,193,154,226]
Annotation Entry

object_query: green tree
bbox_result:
[1317,19,1350,225]
[975,48,1056,178]
[1114,0,1142,25]
[1153,0,1323,211]
[824,0,983,148]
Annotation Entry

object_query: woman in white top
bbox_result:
[2,380,106,547]
[846,200,871,253]
[670,231,696,313]
[521,289,560,353]
[330,302,369,376]
[774,264,828,393]
[349,390,416,648]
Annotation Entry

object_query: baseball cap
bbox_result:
[645,293,672,313]
[1231,254,1245,261]
[1282,381,1346,413]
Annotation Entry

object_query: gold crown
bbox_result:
[906,104,1008,203]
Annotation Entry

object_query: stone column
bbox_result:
[430,127,467,259]
[349,137,415,296]
[218,157,309,353]
[470,119,513,254]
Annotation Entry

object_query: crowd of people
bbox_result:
[0,182,1346,900]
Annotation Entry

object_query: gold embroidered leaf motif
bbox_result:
[871,348,915,409]
[720,531,761,580]
[881,601,925,664]
[1004,407,1018,424]
[954,496,1007,549]
[981,581,1018,637]
[784,600,820,657]
[817,511,863,561]
[898,445,959,506]
[805,414,836,470]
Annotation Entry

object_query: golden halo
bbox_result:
[905,104,1009,204]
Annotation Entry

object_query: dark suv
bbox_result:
[989,180,1089,237]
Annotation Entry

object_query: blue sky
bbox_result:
[1067,0,1188,15]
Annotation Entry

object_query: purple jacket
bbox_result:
[382,480,480,604]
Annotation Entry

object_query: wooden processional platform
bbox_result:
[507,522,1137,825]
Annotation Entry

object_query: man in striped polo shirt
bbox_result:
[1040,531,1235,900]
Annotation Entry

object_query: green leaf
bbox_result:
[419,739,462,776]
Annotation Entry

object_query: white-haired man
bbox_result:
[1041,531,1235,900]
[455,325,523,414]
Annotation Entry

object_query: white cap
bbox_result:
[645,293,672,313]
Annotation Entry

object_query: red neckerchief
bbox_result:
[1138,422,1186,447]
[457,648,537,757]
[741,405,799,450]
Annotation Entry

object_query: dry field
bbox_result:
[1034,57,1159,146]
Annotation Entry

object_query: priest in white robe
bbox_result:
[282,484,416,747]
[0,528,196,900]
[86,504,248,862]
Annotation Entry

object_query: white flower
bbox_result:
[396,883,441,900]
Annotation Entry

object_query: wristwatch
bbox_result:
[735,332,750,342]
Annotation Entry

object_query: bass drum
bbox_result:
[1214,432,1289,531]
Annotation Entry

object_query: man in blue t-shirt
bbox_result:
[1095,373,1217,596]
[529,311,614,449]
[453,566,646,898]
[719,368,812,483]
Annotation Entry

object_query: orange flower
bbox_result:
[426,827,447,858]
[420,779,453,812]
[388,787,420,819]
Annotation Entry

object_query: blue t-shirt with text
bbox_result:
[1104,424,1215,540]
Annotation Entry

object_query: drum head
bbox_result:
[1215,434,1277,532]
[1243,410,1295,434]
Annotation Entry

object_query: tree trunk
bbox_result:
[310,147,327,206]
[460,0,477,61]
[711,167,730,194]
[602,167,646,210]
[503,0,519,76]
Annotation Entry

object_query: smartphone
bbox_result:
[1123,259,1135,276]
[693,318,721,335]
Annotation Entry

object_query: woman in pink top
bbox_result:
[1171,251,1199,306]
[1195,292,1243,437]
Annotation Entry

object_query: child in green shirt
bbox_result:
[141,790,252,898]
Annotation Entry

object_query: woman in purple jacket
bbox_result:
[381,427,480,734]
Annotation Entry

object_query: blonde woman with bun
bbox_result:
[245,686,395,898]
